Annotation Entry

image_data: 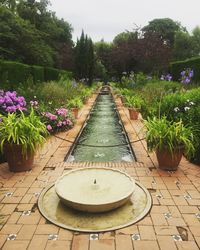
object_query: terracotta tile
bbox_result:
[17,225,37,240]
[2,196,22,204]
[168,206,181,217]
[136,216,153,225]
[17,211,41,225]
[167,217,186,227]
[6,212,21,224]
[154,226,179,235]
[115,235,133,250]
[182,214,200,226]
[176,241,199,250]
[178,205,199,214]
[99,232,115,239]
[58,229,73,240]
[2,240,30,250]
[133,240,159,250]
[0,234,7,249]
[14,188,28,197]
[150,205,169,214]
[28,235,48,250]
[172,196,188,206]
[0,204,17,215]
[151,214,168,226]
[35,224,59,235]
[0,224,22,234]
[195,236,200,249]
[89,239,115,250]
[71,239,89,250]
[45,240,71,250]
[116,225,138,235]
[188,226,200,237]
[139,225,156,240]
[159,198,175,206]
[157,235,177,250]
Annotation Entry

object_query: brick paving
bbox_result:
[0,94,200,249]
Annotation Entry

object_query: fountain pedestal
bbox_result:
[55,167,135,213]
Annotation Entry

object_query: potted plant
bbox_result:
[0,110,48,172]
[125,95,144,120]
[145,116,195,170]
[67,98,83,119]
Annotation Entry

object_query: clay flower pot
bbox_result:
[71,108,79,119]
[128,108,139,120]
[3,144,34,172]
[156,146,184,171]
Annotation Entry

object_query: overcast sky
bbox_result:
[50,0,200,42]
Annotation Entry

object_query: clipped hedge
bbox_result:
[0,60,73,87]
[170,57,200,83]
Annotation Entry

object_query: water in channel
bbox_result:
[68,93,135,162]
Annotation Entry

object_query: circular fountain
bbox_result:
[55,167,135,213]
[38,167,152,232]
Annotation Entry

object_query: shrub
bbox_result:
[170,57,200,83]
[0,59,73,87]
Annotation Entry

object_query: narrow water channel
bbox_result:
[67,93,135,162]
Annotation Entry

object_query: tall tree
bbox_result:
[74,31,95,84]
[142,18,183,46]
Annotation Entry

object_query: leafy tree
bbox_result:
[142,18,183,46]
[192,26,200,56]
[173,31,194,60]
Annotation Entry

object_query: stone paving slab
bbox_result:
[0,94,200,249]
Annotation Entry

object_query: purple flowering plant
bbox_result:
[41,107,74,133]
[160,73,172,81]
[0,90,26,114]
[180,68,194,85]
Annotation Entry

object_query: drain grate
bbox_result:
[7,234,17,241]
[90,234,99,240]
[131,234,140,241]
[48,234,58,240]
[172,235,182,241]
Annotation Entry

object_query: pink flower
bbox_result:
[47,125,52,131]
[56,108,68,116]
[57,121,63,127]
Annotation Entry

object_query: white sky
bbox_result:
[50,0,200,42]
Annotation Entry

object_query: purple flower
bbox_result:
[56,108,68,116]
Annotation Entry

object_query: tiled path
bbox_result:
[0,94,200,250]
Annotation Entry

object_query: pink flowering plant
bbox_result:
[0,90,26,114]
[41,107,74,133]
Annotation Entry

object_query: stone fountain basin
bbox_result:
[55,167,135,213]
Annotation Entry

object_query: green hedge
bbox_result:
[0,60,73,88]
[170,57,200,83]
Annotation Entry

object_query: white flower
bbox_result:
[184,106,190,111]
[174,107,180,112]
[189,101,195,105]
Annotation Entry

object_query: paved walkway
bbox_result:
[0,94,200,250]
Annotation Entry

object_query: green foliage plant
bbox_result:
[0,109,48,156]
[67,97,83,109]
[144,116,195,158]
[125,96,144,110]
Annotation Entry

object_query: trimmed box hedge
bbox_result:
[0,60,73,87]
[170,57,200,83]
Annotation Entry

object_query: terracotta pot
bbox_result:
[71,108,79,119]
[3,144,34,172]
[128,108,139,120]
[156,146,184,171]
[120,96,125,105]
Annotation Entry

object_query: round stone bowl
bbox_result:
[55,167,135,213]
